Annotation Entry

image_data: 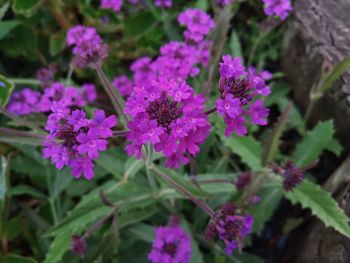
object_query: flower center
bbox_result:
[146,93,183,130]
[56,125,78,150]
[223,78,253,104]
[163,242,177,257]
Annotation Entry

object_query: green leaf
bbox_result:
[229,31,243,59]
[196,174,236,194]
[49,31,66,56]
[119,205,157,228]
[52,168,73,198]
[0,74,14,107]
[44,229,73,263]
[0,2,10,21]
[127,223,155,243]
[95,150,124,178]
[1,254,38,263]
[286,179,350,238]
[220,133,262,171]
[249,180,283,233]
[12,0,43,17]
[292,120,335,166]
[8,185,46,199]
[0,20,20,39]
[124,12,157,39]
[326,137,343,156]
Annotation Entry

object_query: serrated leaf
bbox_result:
[220,133,262,171]
[0,74,14,107]
[292,120,335,166]
[286,179,350,238]
[249,180,283,233]
[326,137,343,156]
[43,229,73,263]
[12,0,43,18]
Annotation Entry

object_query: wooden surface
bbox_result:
[282,0,350,148]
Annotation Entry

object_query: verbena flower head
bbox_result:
[43,105,117,180]
[235,172,252,191]
[82,83,97,102]
[124,78,210,168]
[148,225,191,263]
[71,235,87,259]
[7,88,41,115]
[67,25,108,68]
[216,0,234,6]
[262,0,292,20]
[178,9,215,43]
[205,203,253,255]
[154,0,172,8]
[38,82,89,112]
[217,55,270,137]
[113,75,134,97]
[36,64,56,87]
[269,161,304,191]
[100,0,123,12]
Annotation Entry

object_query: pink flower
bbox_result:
[77,130,108,159]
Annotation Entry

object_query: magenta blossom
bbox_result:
[148,225,191,263]
[262,0,292,20]
[205,203,253,255]
[112,75,134,97]
[216,0,234,6]
[154,0,172,8]
[178,9,215,43]
[100,0,123,12]
[124,78,210,168]
[7,88,41,115]
[216,55,270,137]
[43,106,116,180]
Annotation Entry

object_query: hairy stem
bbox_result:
[150,165,215,217]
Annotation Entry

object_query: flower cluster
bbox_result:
[124,78,210,168]
[269,161,304,191]
[112,75,134,97]
[205,203,253,255]
[154,0,172,8]
[36,64,56,87]
[262,0,292,20]
[7,82,97,116]
[178,9,215,43]
[216,0,234,6]
[43,106,117,180]
[216,55,270,137]
[7,88,41,115]
[71,235,87,259]
[66,25,108,68]
[100,0,123,12]
[148,225,191,263]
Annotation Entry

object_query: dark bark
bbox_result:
[282,0,350,148]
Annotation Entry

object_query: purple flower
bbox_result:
[67,25,108,68]
[178,9,215,43]
[43,107,116,180]
[154,0,172,8]
[269,161,304,192]
[216,0,234,6]
[36,64,56,87]
[77,130,108,159]
[125,78,210,168]
[217,54,270,137]
[82,83,97,102]
[70,156,95,180]
[7,88,41,115]
[262,0,292,20]
[71,235,87,259]
[205,203,253,255]
[112,75,134,97]
[100,0,123,12]
[90,109,117,138]
[148,225,191,263]
[235,172,252,191]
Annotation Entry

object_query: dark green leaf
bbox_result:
[0,74,14,107]
[8,185,46,199]
[0,2,10,21]
[49,31,66,56]
[286,179,350,238]
[12,0,43,17]
[1,254,38,263]
[44,229,73,263]
[0,20,20,39]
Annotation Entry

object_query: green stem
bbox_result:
[9,78,41,86]
[95,64,129,124]
[45,167,58,224]
[150,165,215,217]
[248,31,265,67]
